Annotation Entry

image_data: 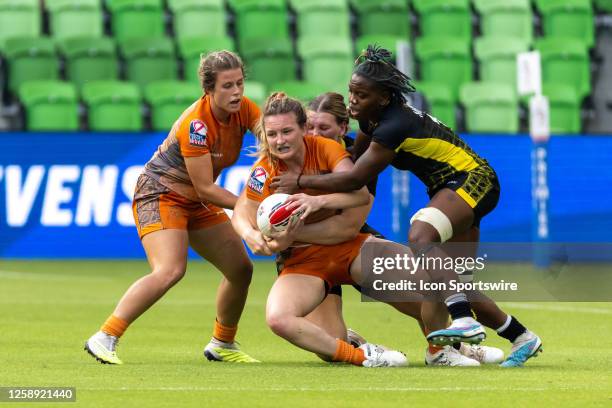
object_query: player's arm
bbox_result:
[185,154,238,209]
[284,157,370,219]
[350,129,371,161]
[271,141,395,193]
[294,196,373,245]
[231,190,273,256]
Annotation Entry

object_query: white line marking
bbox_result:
[500,302,612,315]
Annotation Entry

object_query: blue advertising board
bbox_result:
[1,132,611,258]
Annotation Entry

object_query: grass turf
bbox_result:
[0,260,611,407]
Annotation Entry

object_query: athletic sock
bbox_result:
[213,319,238,343]
[444,293,473,320]
[496,315,527,343]
[101,314,129,338]
[332,339,366,366]
[429,344,445,354]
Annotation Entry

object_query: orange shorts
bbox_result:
[278,233,370,289]
[132,175,229,239]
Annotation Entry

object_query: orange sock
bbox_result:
[213,319,238,343]
[332,339,366,366]
[101,314,129,338]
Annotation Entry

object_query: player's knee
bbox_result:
[266,312,294,339]
[153,266,186,287]
[408,227,437,244]
[409,207,453,243]
[224,259,253,288]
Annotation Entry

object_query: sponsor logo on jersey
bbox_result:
[189,120,208,146]
[247,166,267,194]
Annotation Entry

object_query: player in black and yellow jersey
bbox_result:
[272,45,542,367]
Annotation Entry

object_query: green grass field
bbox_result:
[1,260,611,407]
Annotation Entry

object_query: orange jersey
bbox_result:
[143,95,261,202]
[246,136,350,202]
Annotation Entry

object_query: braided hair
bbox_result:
[353,44,415,104]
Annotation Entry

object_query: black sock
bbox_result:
[446,301,473,320]
[497,316,527,343]
[452,343,461,350]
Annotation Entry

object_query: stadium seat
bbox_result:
[351,0,410,38]
[269,80,328,104]
[59,37,119,90]
[535,38,591,100]
[290,0,350,38]
[106,0,165,43]
[536,0,594,48]
[595,0,612,12]
[414,81,456,131]
[19,80,79,131]
[355,35,407,59]
[82,80,143,131]
[46,0,103,40]
[0,0,41,48]
[241,37,296,88]
[460,82,519,134]
[475,37,530,88]
[415,36,472,100]
[4,37,59,93]
[120,37,178,90]
[228,0,290,50]
[543,83,581,134]
[145,80,202,131]
[244,81,266,106]
[473,0,533,43]
[167,0,227,39]
[298,36,353,90]
[412,0,472,42]
[178,36,235,84]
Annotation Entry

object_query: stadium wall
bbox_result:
[1,133,611,259]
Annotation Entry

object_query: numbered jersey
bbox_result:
[359,102,492,193]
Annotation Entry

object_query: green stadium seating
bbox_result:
[244,81,266,106]
[535,38,591,100]
[241,37,296,88]
[0,0,41,48]
[4,37,59,93]
[595,0,612,12]
[121,37,178,90]
[412,0,471,42]
[59,37,119,90]
[269,80,329,104]
[290,0,350,38]
[19,80,79,131]
[298,36,353,90]
[106,0,165,42]
[178,36,235,84]
[144,80,202,131]
[355,35,406,59]
[475,37,530,88]
[460,82,519,134]
[46,0,103,40]
[228,0,290,50]
[414,81,456,131]
[167,0,227,39]
[542,83,581,134]
[415,36,472,100]
[536,0,594,48]
[82,80,143,131]
[351,0,409,38]
[473,0,533,43]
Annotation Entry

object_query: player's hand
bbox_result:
[265,216,304,252]
[284,193,323,221]
[271,172,299,193]
[244,229,273,256]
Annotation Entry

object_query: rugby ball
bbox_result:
[256,193,303,237]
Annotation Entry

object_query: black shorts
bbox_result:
[428,166,500,227]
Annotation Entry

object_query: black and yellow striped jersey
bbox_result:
[359,102,493,193]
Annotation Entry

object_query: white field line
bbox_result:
[499,302,612,315]
[80,386,597,393]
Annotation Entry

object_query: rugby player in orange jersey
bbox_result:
[85,51,260,364]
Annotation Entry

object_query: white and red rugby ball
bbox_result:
[256,193,303,237]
